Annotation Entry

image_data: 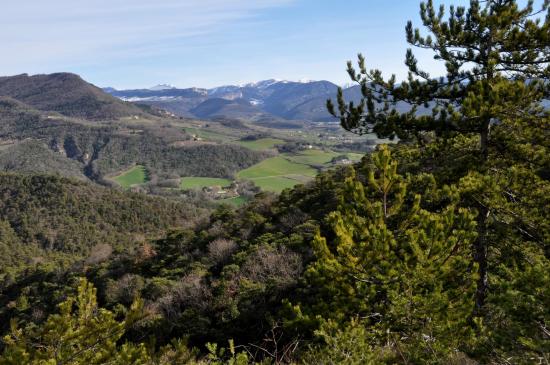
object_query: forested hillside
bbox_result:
[0,140,86,179]
[0,0,548,364]
[0,97,268,182]
[0,173,209,281]
[0,73,145,120]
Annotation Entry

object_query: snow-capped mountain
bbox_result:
[242,79,281,90]
[104,79,353,122]
[149,84,176,91]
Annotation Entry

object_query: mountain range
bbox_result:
[105,79,363,123]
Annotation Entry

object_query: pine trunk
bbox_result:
[480,122,489,161]
[474,122,490,314]
[474,205,489,314]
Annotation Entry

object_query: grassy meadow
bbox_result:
[237,155,317,193]
[236,138,285,151]
[113,165,148,188]
[287,149,364,165]
[181,177,232,190]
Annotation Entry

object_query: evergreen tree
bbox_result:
[291,146,479,362]
[327,0,549,315]
[1,278,149,365]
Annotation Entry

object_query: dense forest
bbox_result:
[1,0,549,364]
[0,173,212,281]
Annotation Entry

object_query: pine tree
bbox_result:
[327,0,549,315]
[294,146,479,361]
[0,278,149,365]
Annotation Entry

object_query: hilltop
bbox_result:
[0,73,145,120]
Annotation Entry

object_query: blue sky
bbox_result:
[0,0,502,88]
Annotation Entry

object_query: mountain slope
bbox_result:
[0,173,205,277]
[0,140,86,179]
[285,85,362,121]
[108,87,207,100]
[0,73,145,120]
[190,98,265,119]
[261,80,338,118]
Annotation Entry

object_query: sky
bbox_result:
[0,0,530,89]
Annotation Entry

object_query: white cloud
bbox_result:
[0,0,294,73]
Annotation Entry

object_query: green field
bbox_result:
[237,156,317,193]
[181,177,232,190]
[113,165,148,189]
[287,149,340,165]
[250,176,305,192]
[234,150,366,193]
[237,138,285,151]
[287,149,364,166]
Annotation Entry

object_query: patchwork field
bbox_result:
[178,120,369,195]
[287,149,364,165]
[236,138,285,151]
[237,155,317,193]
[181,177,232,190]
[248,175,305,192]
[113,165,148,188]
[346,153,365,162]
[233,149,366,193]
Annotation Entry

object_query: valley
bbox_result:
[105,118,370,196]
[0,73,375,202]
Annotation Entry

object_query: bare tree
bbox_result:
[85,243,112,265]
[207,238,237,264]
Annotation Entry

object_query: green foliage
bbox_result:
[0,3,548,363]
[0,279,210,365]
[1,278,147,364]
[205,340,251,365]
[0,173,205,278]
[290,146,478,361]
[329,0,549,143]
[0,97,268,182]
[300,319,394,365]
[325,0,550,361]
[0,140,86,179]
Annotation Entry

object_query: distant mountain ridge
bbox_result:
[0,73,146,120]
[104,79,354,122]
[149,84,176,91]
